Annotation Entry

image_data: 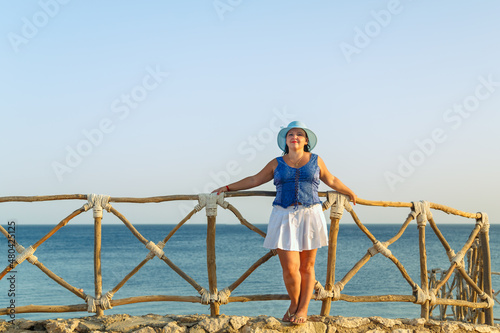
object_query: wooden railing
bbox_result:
[0,192,494,325]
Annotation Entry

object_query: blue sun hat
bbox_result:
[277,121,317,152]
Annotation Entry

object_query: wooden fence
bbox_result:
[0,192,494,325]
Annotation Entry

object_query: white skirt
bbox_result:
[263,204,328,252]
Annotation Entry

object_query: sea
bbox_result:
[1,223,499,322]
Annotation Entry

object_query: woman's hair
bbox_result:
[282,131,311,155]
[283,144,311,155]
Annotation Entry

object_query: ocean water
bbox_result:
[1,223,499,321]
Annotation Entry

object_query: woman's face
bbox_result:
[286,128,308,151]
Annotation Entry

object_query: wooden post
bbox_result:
[94,216,103,316]
[473,245,484,324]
[321,216,340,316]
[479,217,493,325]
[207,215,219,316]
[418,221,429,320]
[440,272,447,320]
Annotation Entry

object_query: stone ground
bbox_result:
[1,314,500,333]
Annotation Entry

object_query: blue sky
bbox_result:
[1,1,499,227]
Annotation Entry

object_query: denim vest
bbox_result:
[272,153,321,208]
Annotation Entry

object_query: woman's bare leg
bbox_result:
[293,249,317,323]
[277,249,301,318]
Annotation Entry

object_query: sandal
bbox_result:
[291,316,307,325]
[282,310,295,322]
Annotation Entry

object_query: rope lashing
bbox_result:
[446,249,456,261]
[217,288,231,305]
[216,192,230,209]
[313,280,344,301]
[145,241,165,260]
[471,238,480,249]
[14,244,38,265]
[412,200,432,228]
[478,292,495,309]
[323,192,352,219]
[451,250,466,270]
[322,192,333,210]
[100,291,114,310]
[423,200,432,220]
[198,287,232,305]
[477,212,489,233]
[199,288,211,305]
[83,194,112,218]
[368,241,392,258]
[86,296,98,313]
[413,285,437,305]
[194,193,229,217]
[86,291,114,312]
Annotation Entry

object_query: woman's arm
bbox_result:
[212,159,277,194]
[318,156,357,205]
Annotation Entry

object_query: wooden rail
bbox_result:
[0,192,493,325]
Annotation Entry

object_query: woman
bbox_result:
[213,121,356,325]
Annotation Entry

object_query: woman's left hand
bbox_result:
[349,192,357,205]
[211,186,229,195]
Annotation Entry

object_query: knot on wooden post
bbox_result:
[217,288,231,305]
[199,287,231,305]
[446,249,456,261]
[313,280,344,301]
[451,250,466,269]
[323,192,351,219]
[368,241,392,258]
[412,201,432,228]
[83,194,112,218]
[86,291,114,312]
[478,292,494,309]
[15,245,38,265]
[145,241,165,260]
[216,192,230,209]
[477,212,489,233]
[100,291,114,310]
[413,285,436,305]
[194,193,229,217]
[322,192,335,211]
[199,288,213,305]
